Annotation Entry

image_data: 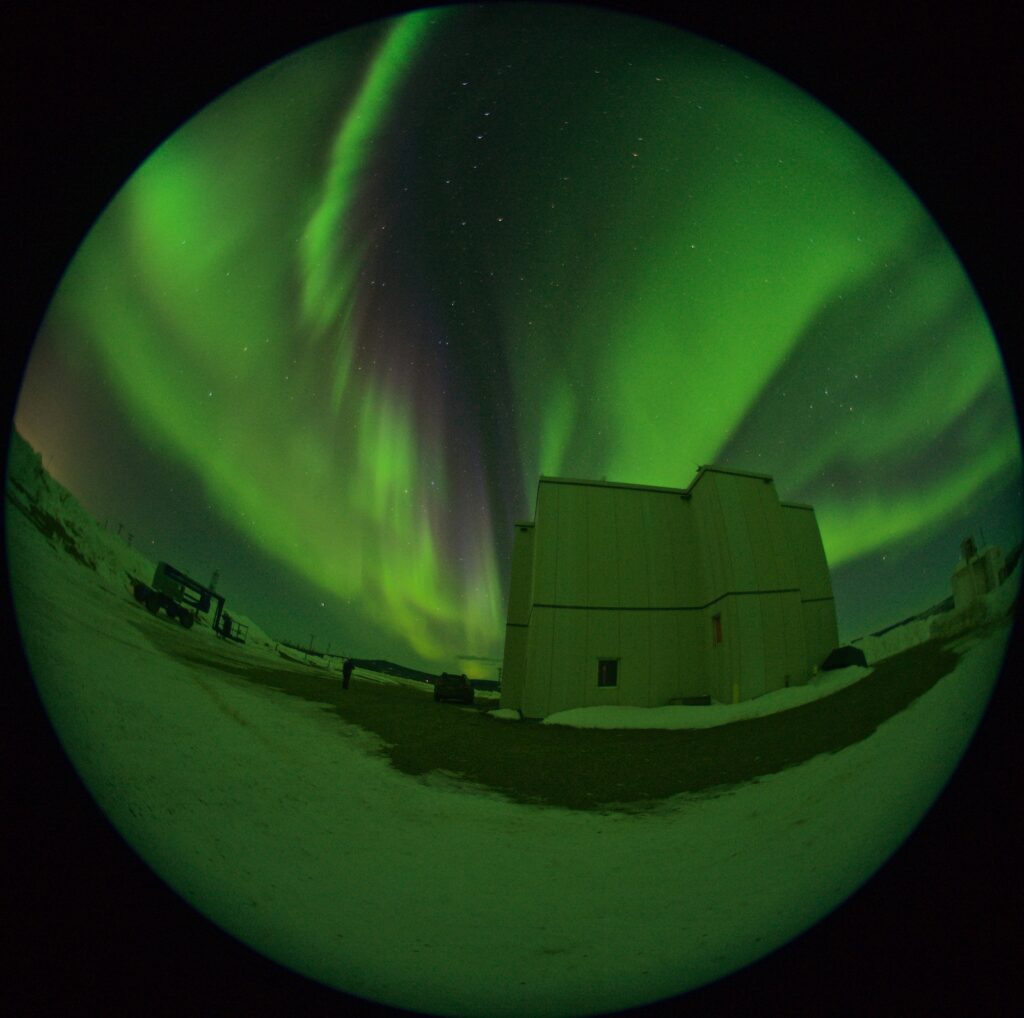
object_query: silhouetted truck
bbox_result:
[132,561,248,642]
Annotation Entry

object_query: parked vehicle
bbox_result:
[132,561,247,642]
[434,672,474,704]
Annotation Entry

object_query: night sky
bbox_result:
[11,3,1023,675]
[6,5,1024,1017]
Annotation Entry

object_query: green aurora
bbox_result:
[15,5,1022,673]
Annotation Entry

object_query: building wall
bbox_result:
[780,504,838,677]
[517,605,712,716]
[502,468,838,717]
[761,590,808,693]
[691,472,813,702]
[515,480,709,715]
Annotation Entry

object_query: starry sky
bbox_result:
[12,4,1023,676]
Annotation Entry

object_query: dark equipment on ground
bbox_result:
[434,672,474,704]
[132,561,248,642]
[821,645,868,670]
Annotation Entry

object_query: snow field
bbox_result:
[7,504,1013,1017]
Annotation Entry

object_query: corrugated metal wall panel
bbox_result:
[718,474,757,590]
[676,611,707,700]
[637,492,654,609]
[614,487,649,608]
[523,607,555,718]
[756,485,781,697]
[734,597,766,700]
[554,483,588,606]
[763,484,796,590]
[587,487,619,607]
[779,590,809,683]
[802,600,839,672]
[549,608,588,715]
[645,494,678,605]
[760,594,789,693]
[695,474,731,596]
[746,480,779,590]
[668,497,704,606]
[587,607,621,660]
[782,506,834,602]
[618,612,652,706]
[649,612,680,702]
[706,596,735,703]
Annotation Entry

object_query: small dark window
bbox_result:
[597,659,618,687]
[712,613,723,645]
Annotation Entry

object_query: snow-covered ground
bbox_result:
[6,479,1016,1018]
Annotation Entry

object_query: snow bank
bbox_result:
[6,429,158,596]
[853,618,935,666]
[226,611,277,652]
[487,707,522,721]
[985,559,1021,618]
[277,645,332,668]
[542,664,873,729]
[854,560,1020,665]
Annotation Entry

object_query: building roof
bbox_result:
[536,464,774,495]
[527,466,819,523]
[686,464,775,495]
[537,475,687,496]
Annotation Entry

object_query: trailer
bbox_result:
[132,561,248,642]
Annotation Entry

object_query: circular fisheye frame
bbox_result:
[7,4,1021,1016]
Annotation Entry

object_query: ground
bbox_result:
[6,501,1018,1017]
[138,613,969,811]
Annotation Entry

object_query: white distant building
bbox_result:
[500,466,838,719]
[951,536,1004,611]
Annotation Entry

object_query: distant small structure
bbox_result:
[927,534,1015,642]
[951,536,1004,611]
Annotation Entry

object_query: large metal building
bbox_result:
[500,466,838,718]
